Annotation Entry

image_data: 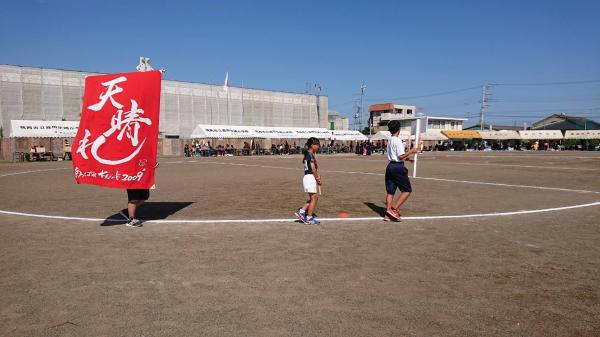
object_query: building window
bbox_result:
[406,109,413,114]
[429,121,442,129]
[451,121,455,129]
[395,109,403,114]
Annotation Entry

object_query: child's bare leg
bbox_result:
[128,200,145,219]
[307,194,318,216]
[393,192,411,210]
[127,201,138,219]
[301,198,310,211]
[386,194,395,212]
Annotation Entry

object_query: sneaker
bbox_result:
[386,208,401,221]
[383,214,400,222]
[305,216,320,225]
[294,209,306,222]
[119,209,129,220]
[125,218,143,228]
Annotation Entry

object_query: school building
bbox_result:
[368,102,466,138]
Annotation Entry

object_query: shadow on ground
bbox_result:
[101,202,194,226]
[364,202,386,216]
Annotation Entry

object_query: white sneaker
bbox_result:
[126,218,143,228]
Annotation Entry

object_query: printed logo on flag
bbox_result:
[72,71,162,189]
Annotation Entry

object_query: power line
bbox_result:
[483,106,600,114]
[490,79,600,86]
[329,79,600,112]
[329,98,360,109]
[473,115,600,120]
[365,85,481,102]
[493,96,600,103]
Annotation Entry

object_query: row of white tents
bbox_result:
[8,120,600,140]
[188,125,370,141]
[370,129,600,141]
[8,120,369,141]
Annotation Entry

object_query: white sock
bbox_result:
[299,209,305,214]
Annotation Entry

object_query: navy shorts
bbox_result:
[127,189,150,202]
[385,162,412,194]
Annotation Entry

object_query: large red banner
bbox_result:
[72,71,162,189]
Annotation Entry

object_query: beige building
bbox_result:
[369,103,416,132]
[369,103,465,135]
[327,111,349,130]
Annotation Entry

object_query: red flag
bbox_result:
[72,71,162,189]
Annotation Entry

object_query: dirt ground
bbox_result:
[0,151,599,336]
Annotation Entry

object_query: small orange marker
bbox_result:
[339,212,350,218]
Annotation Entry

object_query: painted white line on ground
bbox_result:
[435,162,600,171]
[1,201,599,224]
[336,157,599,171]
[0,167,70,177]
[414,176,600,195]
[187,161,600,195]
[446,154,600,159]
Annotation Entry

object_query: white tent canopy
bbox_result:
[331,130,368,141]
[564,130,600,139]
[294,128,332,139]
[519,130,563,140]
[479,130,521,140]
[10,120,79,138]
[252,126,298,139]
[190,125,257,139]
[190,125,332,139]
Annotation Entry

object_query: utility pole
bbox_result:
[354,100,361,131]
[314,83,322,128]
[305,82,323,127]
[479,82,490,130]
[359,82,367,133]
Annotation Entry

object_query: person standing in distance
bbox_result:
[295,137,322,225]
[120,162,159,228]
[384,120,418,221]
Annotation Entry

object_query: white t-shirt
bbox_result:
[387,136,406,162]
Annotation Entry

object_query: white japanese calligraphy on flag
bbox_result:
[72,71,161,189]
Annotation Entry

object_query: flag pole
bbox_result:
[412,117,421,178]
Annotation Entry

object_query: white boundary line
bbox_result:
[0,167,70,177]
[1,161,599,224]
[1,201,599,224]
[192,161,600,195]
[428,162,600,171]
[336,157,599,171]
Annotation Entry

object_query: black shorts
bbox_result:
[385,161,412,194]
[127,189,150,202]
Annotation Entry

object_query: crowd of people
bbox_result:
[185,142,232,157]
[184,140,376,157]
[182,138,589,158]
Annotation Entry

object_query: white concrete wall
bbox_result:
[0,65,328,138]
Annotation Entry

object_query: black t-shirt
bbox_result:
[303,152,317,175]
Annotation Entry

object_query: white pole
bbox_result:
[412,118,421,178]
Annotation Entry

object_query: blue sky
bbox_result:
[1,0,599,127]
